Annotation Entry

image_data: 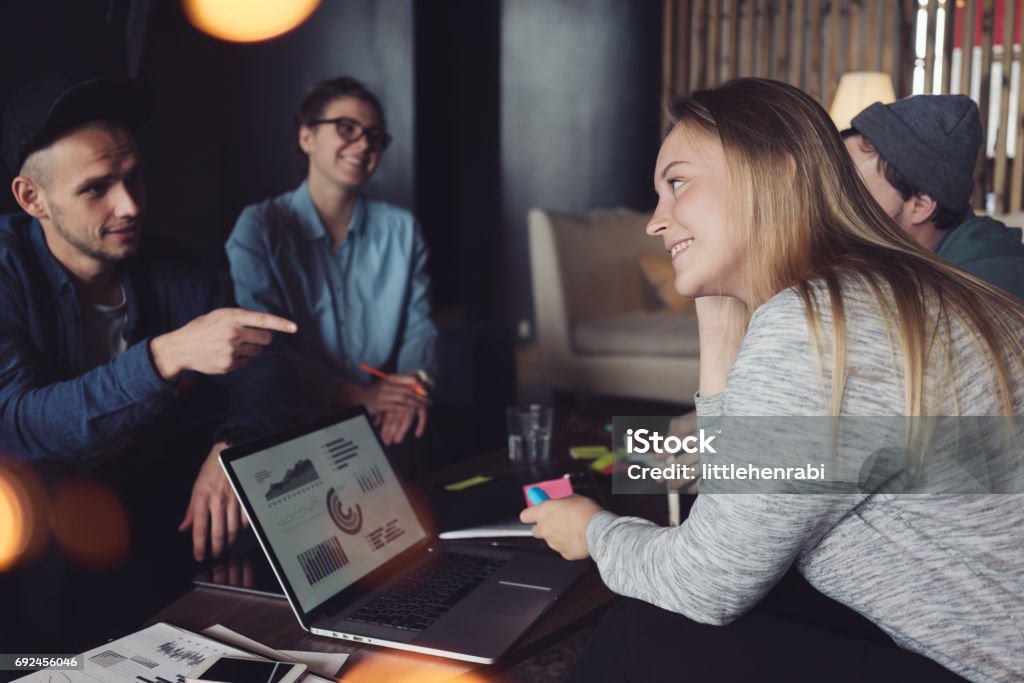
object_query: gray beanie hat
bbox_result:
[851,94,982,213]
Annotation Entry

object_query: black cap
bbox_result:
[851,95,982,214]
[1,72,151,176]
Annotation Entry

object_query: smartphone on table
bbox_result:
[186,656,306,683]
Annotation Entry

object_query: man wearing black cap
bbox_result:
[843,94,1024,300]
[0,74,297,647]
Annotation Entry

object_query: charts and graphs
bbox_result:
[88,650,159,670]
[366,519,405,551]
[297,536,350,585]
[326,488,363,535]
[15,622,250,683]
[355,465,386,493]
[323,436,359,471]
[154,641,207,669]
[264,459,321,506]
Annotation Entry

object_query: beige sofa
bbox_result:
[528,207,700,405]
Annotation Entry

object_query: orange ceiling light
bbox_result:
[183,0,321,43]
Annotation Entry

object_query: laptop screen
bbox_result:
[227,412,428,613]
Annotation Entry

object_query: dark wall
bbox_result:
[500,0,663,338]
[138,0,415,262]
[414,1,501,319]
[0,0,144,215]
[1,0,663,330]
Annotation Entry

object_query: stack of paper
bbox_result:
[14,622,346,683]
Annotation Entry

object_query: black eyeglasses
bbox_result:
[309,116,392,152]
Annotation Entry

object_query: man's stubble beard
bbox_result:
[49,200,141,264]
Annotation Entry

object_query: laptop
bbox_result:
[220,407,589,664]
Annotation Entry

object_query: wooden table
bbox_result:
[149,568,611,682]
[145,443,654,682]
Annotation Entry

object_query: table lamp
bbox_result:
[829,72,897,130]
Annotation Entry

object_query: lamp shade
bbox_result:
[829,72,897,131]
[183,0,320,43]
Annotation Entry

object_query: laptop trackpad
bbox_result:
[472,583,547,617]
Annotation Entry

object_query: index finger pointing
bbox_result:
[234,309,298,333]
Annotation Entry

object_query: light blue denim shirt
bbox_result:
[226,182,438,393]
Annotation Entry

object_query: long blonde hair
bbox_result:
[670,78,1024,417]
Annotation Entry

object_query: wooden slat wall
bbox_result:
[993,0,1016,211]
[865,0,878,71]
[975,0,995,207]
[662,0,1024,214]
[899,1,916,96]
[728,0,741,80]
[881,1,895,83]
[958,0,976,98]
[941,0,956,94]
[925,0,939,91]
[826,1,842,103]
[790,0,805,83]
[1014,62,1024,211]
[662,1,914,117]
[808,0,822,100]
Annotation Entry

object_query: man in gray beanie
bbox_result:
[843,94,1024,300]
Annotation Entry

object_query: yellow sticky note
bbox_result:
[444,475,493,491]
[590,453,617,472]
[570,445,611,460]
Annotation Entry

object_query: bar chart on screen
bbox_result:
[297,536,351,585]
[355,465,385,493]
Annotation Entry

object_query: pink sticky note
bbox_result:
[522,477,574,506]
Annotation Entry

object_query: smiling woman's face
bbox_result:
[645,122,747,302]
[299,96,382,193]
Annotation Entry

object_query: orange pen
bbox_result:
[358,363,428,396]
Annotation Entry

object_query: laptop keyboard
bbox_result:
[348,552,507,632]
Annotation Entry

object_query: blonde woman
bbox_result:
[523,79,1023,682]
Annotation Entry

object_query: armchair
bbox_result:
[528,207,699,405]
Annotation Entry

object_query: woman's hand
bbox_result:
[364,375,431,413]
[376,404,428,445]
[179,441,247,562]
[519,495,604,560]
[338,376,430,444]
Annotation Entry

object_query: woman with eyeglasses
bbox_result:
[227,77,436,448]
[523,78,1023,682]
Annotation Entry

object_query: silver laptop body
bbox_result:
[221,407,588,664]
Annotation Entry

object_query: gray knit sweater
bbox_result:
[587,284,1024,682]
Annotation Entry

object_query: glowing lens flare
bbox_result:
[0,472,31,572]
[182,0,321,43]
[51,480,130,570]
[339,655,494,683]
